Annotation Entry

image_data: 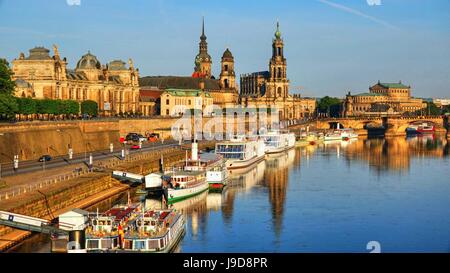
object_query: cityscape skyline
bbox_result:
[0,0,449,98]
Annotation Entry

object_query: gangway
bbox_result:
[0,211,69,236]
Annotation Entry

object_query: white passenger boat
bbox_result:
[324,131,343,141]
[183,141,228,188]
[164,170,209,204]
[340,128,359,140]
[85,204,185,253]
[261,130,296,154]
[215,135,266,170]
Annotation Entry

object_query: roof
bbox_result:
[377,82,410,89]
[66,70,88,81]
[60,208,89,216]
[354,92,385,97]
[76,51,101,70]
[163,88,212,98]
[241,71,270,78]
[26,47,52,60]
[222,48,233,59]
[139,89,162,102]
[139,76,221,90]
[15,79,31,88]
[108,60,127,70]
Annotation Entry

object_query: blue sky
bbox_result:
[0,0,449,98]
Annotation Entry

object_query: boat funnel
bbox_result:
[192,140,199,161]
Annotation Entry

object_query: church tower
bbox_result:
[219,48,235,89]
[193,17,212,78]
[267,21,289,98]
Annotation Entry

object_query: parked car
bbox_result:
[130,144,141,150]
[136,134,147,142]
[38,155,52,162]
[147,133,160,142]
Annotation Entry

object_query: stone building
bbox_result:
[239,22,316,120]
[139,19,238,110]
[160,89,213,116]
[342,81,426,117]
[11,45,140,115]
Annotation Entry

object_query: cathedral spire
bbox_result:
[275,20,281,39]
[201,16,206,40]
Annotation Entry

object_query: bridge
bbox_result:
[289,116,449,136]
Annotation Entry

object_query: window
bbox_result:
[277,47,281,56]
[224,64,228,71]
[166,109,169,115]
[166,99,170,105]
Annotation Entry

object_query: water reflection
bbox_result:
[8,135,450,252]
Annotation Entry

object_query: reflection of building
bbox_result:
[264,150,294,235]
[139,19,238,109]
[342,81,426,117]
[240,22,316,120]
[12,46,140,114]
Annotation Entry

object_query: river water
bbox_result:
[7,135,450,253]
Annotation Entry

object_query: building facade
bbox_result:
[342,81,426,117]
[160,89,213,116]
[239,22,316,120]
[11,46,140,115]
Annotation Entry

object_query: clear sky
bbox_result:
[0,0,449,98]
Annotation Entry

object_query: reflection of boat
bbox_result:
[296,132,324,146]
[164,170,209,204]
[261,130,296,154]
[407,123,435,134]
[215,135,266,169]
[228,160,266,191]
[206,187,228,211]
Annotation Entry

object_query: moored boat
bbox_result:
[164,170,209,204]
[261,130,296,154]
[215,135,266,170]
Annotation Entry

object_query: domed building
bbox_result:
[140,18,239,114]
[11,46,140,115]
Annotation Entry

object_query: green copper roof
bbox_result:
[165,88,211,98]
[355,92,385,97]
[275,21,281,39]
[379,82,410,89]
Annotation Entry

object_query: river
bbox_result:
[7,135,450,253]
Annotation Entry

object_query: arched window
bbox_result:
[277,68,282,78]
[277,87,282,97]
[277,47,281,56]
[224,64,228,72]
[224,79,229,88]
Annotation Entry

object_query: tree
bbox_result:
[81,100,98,117]
[416,102,441,116]
[442,105,450,115]
[0,59,15,95]
[65,100,80,116]
[16,97,36,120]
[318,96,342,117]
[0,93,19,120]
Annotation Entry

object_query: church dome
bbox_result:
[222,48,233,59]
[108,60,127,70]
[27,47,51,60]
[76,51,101,70]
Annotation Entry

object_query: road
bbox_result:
[0,140,183,178]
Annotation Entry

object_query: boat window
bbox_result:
[134,240,147,250]
[87,240,99,249]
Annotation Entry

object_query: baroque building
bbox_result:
[11,45,140,115]
[342,81,426,117]
[140,19,239,110]
[240,22,316,120]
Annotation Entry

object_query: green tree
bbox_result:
[318,96,342,117]
[0,93,19,120]
[0,59,15,95]
[442,105,450,115]
[81,100,98,117]
[416,102,441,116]
[16,97,36,120]
[65,100,80,116]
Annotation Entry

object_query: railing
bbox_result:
[0,142,218,202]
